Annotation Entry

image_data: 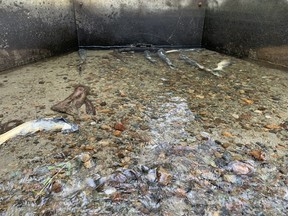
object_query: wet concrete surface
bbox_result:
[0,49,287,215]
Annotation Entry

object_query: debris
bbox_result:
[0,117,78,146]
[51,84,96,118]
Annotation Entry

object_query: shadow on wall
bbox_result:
[203,0,288,67]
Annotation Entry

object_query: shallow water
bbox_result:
[0,49,287,215]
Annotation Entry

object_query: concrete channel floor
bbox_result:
[0,49,287,215]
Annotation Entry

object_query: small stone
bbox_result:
[241,98,254,104]
[232,113,239,119]
[195,95,205,99]
[223,174,238,184]
[174,188,187,197]
[83,160,94,168]
[113,130,122,136]
[222,131,233,137]
[254,110,263,114]
[214,151,222,158]
[100,124,112,131]
[99,109,112,113]
[227,160,255,175]
[248,149,266,161]
[157,167,172,186]
[239,90,245,94]
[264,123,281,129]
[119,90,126,97]
[100,101,107,106]
[221,143,230,148]
[81,153,91,163]
[51,181,62,193]
[82,145,95,151]
[114,122,126,131]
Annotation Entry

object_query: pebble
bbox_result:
[157,167,172,186]
[100,124,112,131]
[227,160,255,175]
[223,174,238,184]
[113,130,122,136]
[114,122,126,131]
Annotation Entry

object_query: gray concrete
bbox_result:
[203,0,288,64]
[0,0,78,72]
[74,0,205,47]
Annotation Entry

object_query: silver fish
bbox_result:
[78,49,86,62]
[157,48,175,69]
[0,117,78,146]
[144,50,156,63]
[179,53,222,77]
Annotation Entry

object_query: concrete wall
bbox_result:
[0,0,78,72]
[203,0,288,67]
[74,0,206,47]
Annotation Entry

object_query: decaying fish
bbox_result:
[0,117,78,146]
[144,50,157,63]
[179,53,205,69]
[157,48,175,69]
[212,59,231,71]
[51,84,96,118]
[179,53,230,77]
[77,49,87,75]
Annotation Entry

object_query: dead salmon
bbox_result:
[0,117,78,146]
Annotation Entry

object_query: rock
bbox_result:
[51,181,62,193]
[114,122,126,131]
[241,98,254,104]
[264,123,281,129]
[248,149,266,161]
[222,131,233,137]
[100,124,112,131]
[113,130,122,136]
[227,160,255,175]
[81,153,91,163]
[157,167,172,186]
[223,174,238,184]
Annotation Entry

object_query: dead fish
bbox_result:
[144,50,156,63]
[0,117,78,146]
[179,53,204,68]
[78,49,86,62]
[212,59,231,71]
[165,48,199,54]
[77,49,87,75]
[179,53,222,77]
[157,48,175,69]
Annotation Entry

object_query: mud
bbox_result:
[0,49,287,215]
